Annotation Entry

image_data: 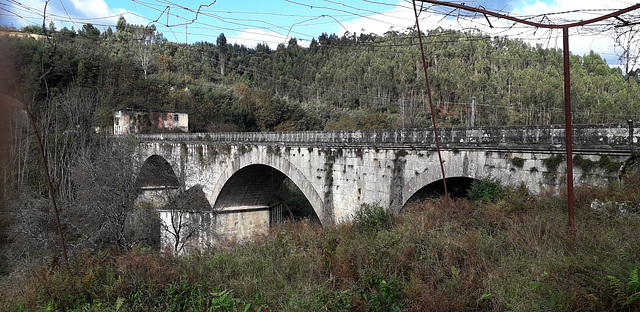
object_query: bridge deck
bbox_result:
[132,124,638,154]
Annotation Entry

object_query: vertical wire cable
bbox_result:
[412,0,449,199]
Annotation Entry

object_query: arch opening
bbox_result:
[213,164,320,224]
[403,177,476,209]
[137,155,179,188]
[271,178,320,224]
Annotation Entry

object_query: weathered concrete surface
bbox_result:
[131,124,638,247]
[158,206,270,252]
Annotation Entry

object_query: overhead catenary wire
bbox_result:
[5,0,634,58]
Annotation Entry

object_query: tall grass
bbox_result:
[2,178,640,311]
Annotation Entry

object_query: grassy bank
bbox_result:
[2,178,640,311]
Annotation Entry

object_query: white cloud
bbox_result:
[68,0,145,27]
[511,0,633,62]
[516,1,552,15]
[5,0,51,27]
[69,0,112,18]
[340,2,416,35]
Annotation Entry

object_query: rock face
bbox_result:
[590,199,640,216]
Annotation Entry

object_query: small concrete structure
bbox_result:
[132,124,638,251]
[114,110,188,135]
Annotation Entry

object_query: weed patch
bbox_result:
[353,203,393,233]
[3,177,640,311]
[468,177,505,203]
[510,157,525,168]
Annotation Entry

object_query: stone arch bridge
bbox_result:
[132,124,637,247]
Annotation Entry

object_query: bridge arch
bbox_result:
[402,177,477,209]
[210,153,326,225]
[213,164,286,208]
[402,156,484,210]
[137,154,179,188]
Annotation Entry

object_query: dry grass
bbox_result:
[2,179,640,311]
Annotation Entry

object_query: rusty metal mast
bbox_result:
[415,0,640,234]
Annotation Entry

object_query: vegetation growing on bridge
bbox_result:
[573,155,624,173]
[543,154,565,171]
[510,156,526,168]
[3,177,640,311]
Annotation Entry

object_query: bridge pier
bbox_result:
[135,186,180,209]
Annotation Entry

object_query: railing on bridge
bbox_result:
[132,124,638,151]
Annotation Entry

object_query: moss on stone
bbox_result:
[543,154,564,171]
[510,157,525,169]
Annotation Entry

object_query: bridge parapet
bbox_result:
[133,124,638,152]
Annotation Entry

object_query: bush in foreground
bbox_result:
[2,179,640,311]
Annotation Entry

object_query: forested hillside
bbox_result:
[6,17,640,135]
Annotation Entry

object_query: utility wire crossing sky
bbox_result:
[2,0,640,66]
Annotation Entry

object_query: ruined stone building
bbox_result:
[114,110,188,135]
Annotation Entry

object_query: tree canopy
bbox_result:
[5,18,640,133]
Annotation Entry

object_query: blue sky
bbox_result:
[2,0,638,65]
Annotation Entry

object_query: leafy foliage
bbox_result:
[7,20,640,136]
[607,262,640,309]
[353,203,393,233]
[468,177,505,202]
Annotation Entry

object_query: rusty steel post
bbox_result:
[562,27,575,234]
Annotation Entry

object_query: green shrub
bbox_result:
[364,274,402,312]
[314,284,354,312]
[573,155,597,172]
[468,177,504,203]
[354,203,392,233]
[598,155,623,172]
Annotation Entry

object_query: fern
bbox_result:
[607,265,640,308]
[607,275,626,306]
[625,267,640,307]
[628,267,639,292]
[624,293,640,307]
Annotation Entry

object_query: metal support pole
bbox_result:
[562,27,575,234]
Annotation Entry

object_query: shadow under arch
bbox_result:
[137,155,179,188]
[401,177,476,211]
[212,163,325,225]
